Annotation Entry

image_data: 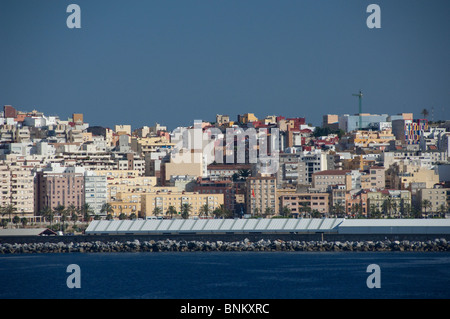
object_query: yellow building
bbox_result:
[94,170,157,200]
[351,129,395,148]
[386,164,439,190]
[141,191,224,218]
[367,189,411,217]
[131,136,174,156]
[239,113,258,124]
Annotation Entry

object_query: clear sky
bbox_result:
[0,0,449,130]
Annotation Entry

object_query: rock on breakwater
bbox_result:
[0,238,449,254]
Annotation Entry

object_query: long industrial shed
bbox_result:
[85,218,450,235]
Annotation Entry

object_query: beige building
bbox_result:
[94,170,156,201]
[360,166,385,189]
[386,163,439,190]
[0,163,35,216]
[246,176,277,216]
[312,170,351,192]
[115,125,131,135]
[367,189,412,217]
[141,191,224,218]
[418,187,449,215]
[280,192,330,216]
[131,136,174,157]
[163,150,204,184]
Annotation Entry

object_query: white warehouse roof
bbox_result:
[85,218,450,235]
[85,218,344,235]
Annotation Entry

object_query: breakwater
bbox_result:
[1,238,449,254]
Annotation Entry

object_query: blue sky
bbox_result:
[0,0,449,130]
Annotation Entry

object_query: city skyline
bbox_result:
[1,0,449,130]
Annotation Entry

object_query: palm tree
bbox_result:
[118,213,127,220]
[300,202,311,218]
[166,206,177,219]
[153,206,162,217]
[81,203,95,222]
[1,204,17,228]
[391,201,398,218]
[263,207,274,218]
[40,206,54,226]
[199,204,210,218]
[100,203,114,219]
[332,202,345,218]
[281,205,291,218]
[129,213,137,220]
[71,212,79,227]
[54,205,67,233]
[20,217,28,228]
[437,203,448,218]
[181,203,192,219]
[422,199,432,218]
[382,198,392,218]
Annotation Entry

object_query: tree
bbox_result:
[437,203,448,218]
[300,202,311,218]
[71,212,79,226]
[118,213,127,220]
[129,213,137,220]
[213,204,232,218]
[100,203,114,218]
[54,205,68,233]
[181,203,192,219]
[382,198,392,218]
[311,209,321,218]
[263,207,274,218]
[40,206,54,226]
[1,204,17,228]
[422,199,432,218]
[12,215,20,226]
[20,217,28,228]
[153,206,162,217]
[332,202,345,218]
[166,206,177,219]
[199,204,210,218]
[81,203,95,222]
[106,214,114,220]
[281,205,291,218]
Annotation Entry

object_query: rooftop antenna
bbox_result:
[352,89,363,130]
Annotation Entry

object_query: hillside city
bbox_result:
[1,104,449,233]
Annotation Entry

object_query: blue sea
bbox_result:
[0,251,449,299]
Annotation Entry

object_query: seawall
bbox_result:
[0,234,449,254]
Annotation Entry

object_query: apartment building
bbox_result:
[84,171,107,215]
[360,166,385,189]
[367,189,412,217]
[280,192,330,216]
[312,170,351,192]
[246,176,277,216]
[141,191,224,218]
[418,187,449,214]
[193,178,236,213]
[0,163,35,216]
[93,169,156,201]
[35,163,85,212]
[276,153,308,188]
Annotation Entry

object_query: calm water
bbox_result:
[0,251,449,299]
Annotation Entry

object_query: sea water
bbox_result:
[0,251,449,299]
